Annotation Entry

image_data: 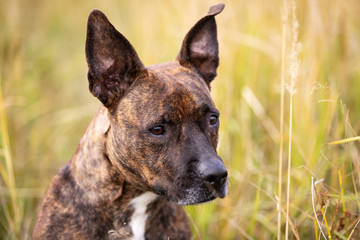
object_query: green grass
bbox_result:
[1,0,360,239]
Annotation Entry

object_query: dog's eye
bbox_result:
[209,115,218,126]
[149,125,165,136]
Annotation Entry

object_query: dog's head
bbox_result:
[85,4,227,205]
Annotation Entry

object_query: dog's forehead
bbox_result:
[146,62,215,108]
[117,62,216,125]
[146,62,212,99]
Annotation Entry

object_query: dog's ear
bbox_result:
[176,4,224,87]
[86,10,146,108]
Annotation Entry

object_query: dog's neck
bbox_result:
[69,106,159,239]
[70,106,139,204]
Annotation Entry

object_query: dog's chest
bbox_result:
[129,192,158,240]
[110,192,158,240]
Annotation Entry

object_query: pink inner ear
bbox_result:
[176,8,221,85]
[190,36,211,56]
[100,58,115,72]
[86,10,145,108]
[92,84,102,97]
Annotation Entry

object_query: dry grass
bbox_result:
[2,0,360,239]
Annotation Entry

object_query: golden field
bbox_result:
[1,0,360,239]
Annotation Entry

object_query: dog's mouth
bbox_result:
[176,177,228,206]
[153,176,228,206]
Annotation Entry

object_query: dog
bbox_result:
[33,3,227,240]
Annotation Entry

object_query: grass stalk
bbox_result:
[314,216,318,240]
[285,0,300,238]
[285,94,293,240]
[347,217,360,240]
[326,136,360,145]
[321,207,332,239]
[277,1,289,239]
[338,170,348,235]
[338,170,346,212]
[350,162,360,211]
[0,66,20,236]
[312,177,328,240]
[187,212,203,240]
[250,173,262,235]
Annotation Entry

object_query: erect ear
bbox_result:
[176,4,224,87]
[86,10,146,108]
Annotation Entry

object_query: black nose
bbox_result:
[199,157,228,192]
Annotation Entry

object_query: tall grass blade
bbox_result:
[327,136,360,145]
[278,0,289,239]
[338,170,348,236]
[347,217,360,240]
[285,1,301,238]
[321,207,332,239]
[0,65,20,237]
[312,177,328,240]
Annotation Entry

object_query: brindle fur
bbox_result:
[34,4,227,240]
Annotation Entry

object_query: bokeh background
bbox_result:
[2,0,360,239]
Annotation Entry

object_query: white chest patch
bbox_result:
[129,192,157,240]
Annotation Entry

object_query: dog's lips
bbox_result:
[152,173,228,205]
[177,177,228,205]
[196,195,217,204]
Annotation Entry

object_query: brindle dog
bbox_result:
[33,3,228,240]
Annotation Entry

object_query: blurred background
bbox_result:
[1,0,360,239]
